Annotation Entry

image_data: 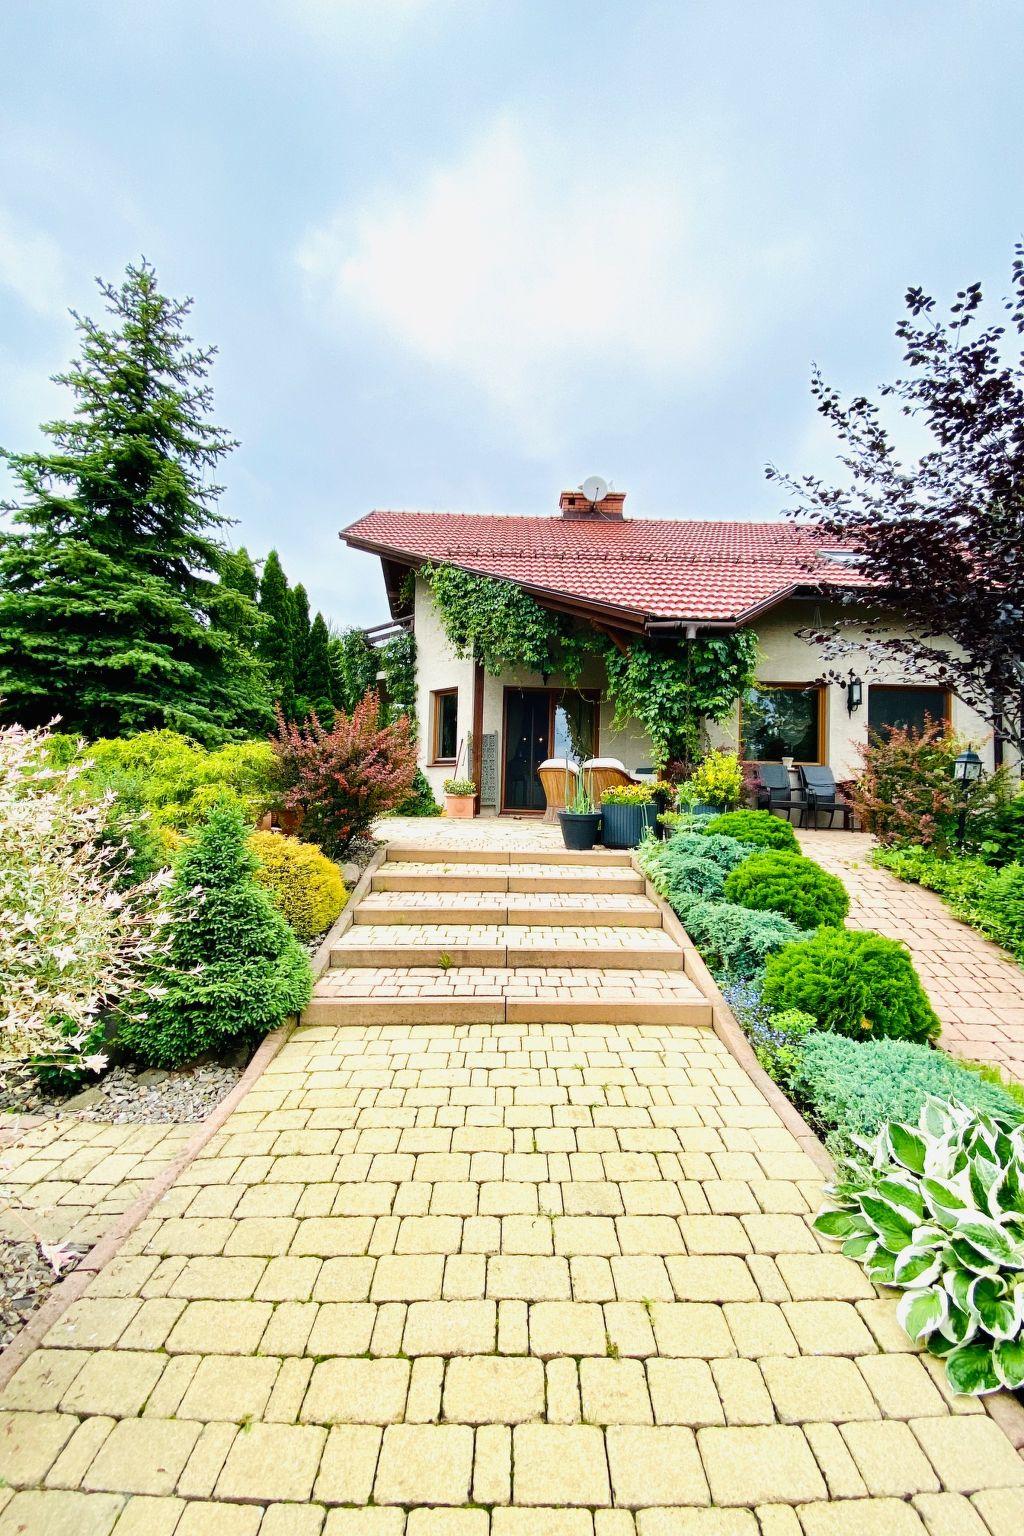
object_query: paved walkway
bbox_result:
[798,830,1024,1084]
[1,823,1022,1533]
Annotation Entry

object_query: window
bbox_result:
[431,689,458,763]
[552,691,598,762]
[741,684,822,763]
[868,685,949,739]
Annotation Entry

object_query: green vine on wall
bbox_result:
[421,563,758,769]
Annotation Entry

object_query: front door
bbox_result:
[502,689,550,811]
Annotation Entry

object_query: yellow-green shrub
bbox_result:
[249,832,347,941]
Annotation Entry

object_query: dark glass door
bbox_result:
[503,689,550,811]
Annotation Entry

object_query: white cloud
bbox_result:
[0,210,68,318]
[297,116,809,454]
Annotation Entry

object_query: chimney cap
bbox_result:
[559,489,626,520]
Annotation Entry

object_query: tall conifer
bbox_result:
[257,549,295,717]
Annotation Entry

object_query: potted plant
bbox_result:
[557,777,602,851]
[443,777,477,819]
[601,782,657,848]
[678,749,745,818]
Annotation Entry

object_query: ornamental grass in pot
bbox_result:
[601,783,657,848]
[557,776,602,852]
[443,777,477,819]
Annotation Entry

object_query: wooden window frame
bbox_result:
[430,687,459,766]
[738,682,827,766]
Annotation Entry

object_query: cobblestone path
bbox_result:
[799,830,1024,1084]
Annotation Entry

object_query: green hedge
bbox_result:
[790,1031,1023,1146]
[724,850,849,930]
[705,809,799,852]
[763,928,940,1043]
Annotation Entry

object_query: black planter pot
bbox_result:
[601,800,658,849]
[557,810,602,851]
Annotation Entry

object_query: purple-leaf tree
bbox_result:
[769,246,1024,761]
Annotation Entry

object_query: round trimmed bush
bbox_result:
[682,899,805,980]
[645,845,727,910]
[762,928,940,1043]
[704,809,799,852]
[249,831,347,941]
[724,849,848,930]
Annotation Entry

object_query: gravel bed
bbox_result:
[0,1238,86,1354]
[1,1061,244,1125]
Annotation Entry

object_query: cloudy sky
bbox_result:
[1,1,1021,626]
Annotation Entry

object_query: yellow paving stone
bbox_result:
[313,1424,383,1505]
[109,1494,186,1536]
[88,1256,161,1299]
[570,1256,616,1302]
[256,1256,323,1301]
[60,1352,164,1418]
[856,1354,946,1419]
[175,1501,264,1536]
[579,1358,652,1425]
[835,1419,939,1492]
[266,1357,315,1422]
[803,1422,867,1500]
[305,1303,377,1356]
[141,1355,198,1419]
[169,1256,267,1299]
[491,1510,592,1536]
[0,1350,89,1412]
[775,1255,874,1302]
[780,1303,876,1357]
[545,1357,581,1422]
[373,1423,473,1506]
[696,1425,827,1506]
[82,1418,201,1496]
[678,1216,751,1255]
[724,1304,799,1360]
[615,1217,686,1255]
[610,1255,674,1302]
[501,1215,555,1255]
[911,1492,990,1536]
[512,1423,611,1507]
[147,1218,234,1255]
[44,1298,141,1350]
[0,1410,77,1487]
[260,1300,319,1355]
[752,1506,802,1536]
[370,1301,407,1357]
[177,1354,280,1421]
[473,1421,511,1504]
[260,1504,327,1536]
[117,1299,185,1351]
[498,1298,529,1355]
[854,1300,918,1353]
[442,1355,544,1424]
[0,1489,124,1536]
[292,1217,375,1256]
[403,1300,497,1356]
[970,1487,1024,1535]
[489,1255,571,1300]
[313,1257,376,1300]
[405,1356,444,1422]
[216,1421,327,1502]
[650,1303,735,1359]
[444,1253,487,1299]
[635,1511,757,1534]
[174,1419,234,1498]
[529,1302,606,1359]
[910,1417,1024,1493]
[760,1357,879,1424]
[322,1512,403,1536]
[740,1215,819,1254]
[796,1500,929,1535]
[664,1256,758,1303]
[371,1255,445,1301]
[302,1358,410,1424]
[646,1359,724,1427]
[165,1300,272,1355]
[44,1415,116,1490]
[607,1423,710,1507]
[407,1511,487,1536]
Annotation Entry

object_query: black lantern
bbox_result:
[953,749,983,784]
[846,677,863,715]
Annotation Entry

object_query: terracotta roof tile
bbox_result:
[342,510,863,625]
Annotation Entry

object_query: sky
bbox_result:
[1,0,1022,627]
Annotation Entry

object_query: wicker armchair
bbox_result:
[580,757,635,802]
[538,759,581,823]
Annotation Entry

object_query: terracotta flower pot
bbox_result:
[445,793,476,820]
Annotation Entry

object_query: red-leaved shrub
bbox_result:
[271,693,418,855]
[850,719,1003,853]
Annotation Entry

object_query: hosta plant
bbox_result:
[815,1096,1024,1395]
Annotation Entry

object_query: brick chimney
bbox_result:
[559,489,626,520]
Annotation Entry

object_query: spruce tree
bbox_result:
[291,582,312,710]
[0,260,271,742]
[306,612,336,720]
[257,549,295,717]
[217,546,263,652]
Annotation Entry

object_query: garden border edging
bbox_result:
[632,855,1024,1450]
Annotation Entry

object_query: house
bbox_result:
[342,489,996,814]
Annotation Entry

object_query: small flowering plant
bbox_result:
[601,783,654,806]
[442,778,477,797]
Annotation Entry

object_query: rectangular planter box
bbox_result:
[601,800,657,849]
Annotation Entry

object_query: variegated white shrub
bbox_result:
[0,719,167,1080]
[816,1096,1024,1395]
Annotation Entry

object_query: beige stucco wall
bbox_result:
[413,582,999,807]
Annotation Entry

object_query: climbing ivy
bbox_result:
[603,632,759,767]
[422,562,758,768]
[378,629,417,722]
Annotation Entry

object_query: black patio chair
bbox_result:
[798,765,853,830]
[753,763,804,821]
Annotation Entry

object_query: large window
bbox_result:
[553,691,597,762]
[868,685,949,740]
[431,688,458,763]
[741,684,822,763]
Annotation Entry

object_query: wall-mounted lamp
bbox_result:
[846,677,863,714]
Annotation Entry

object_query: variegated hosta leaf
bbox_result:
[945,1341,1001,1396]
[994,1336,1024,1390]
[896,1287,947,1340]
[892,1246,943,1287]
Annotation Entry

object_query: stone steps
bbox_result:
[372,863,645,895]
[331,923,684,971]
[383,845,634,867]
[352,891,664,927]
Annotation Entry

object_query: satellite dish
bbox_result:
[580,475,609,503]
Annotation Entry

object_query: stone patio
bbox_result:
[0,820,1022,1533]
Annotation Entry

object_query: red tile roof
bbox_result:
[342,510,864,626]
